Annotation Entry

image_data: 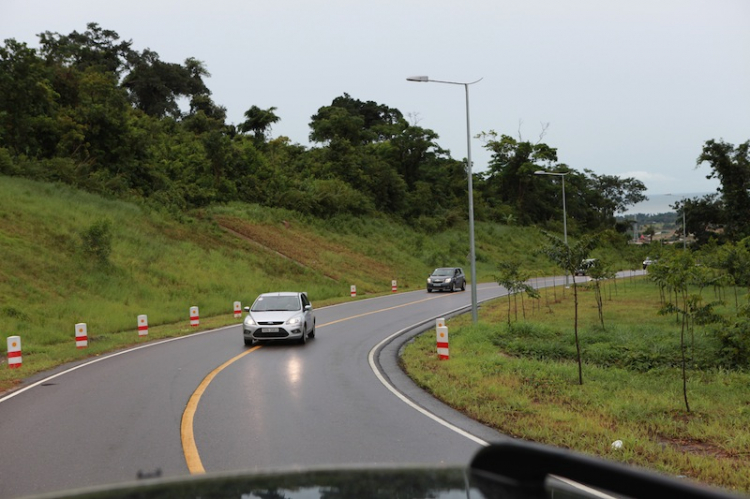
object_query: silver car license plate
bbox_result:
[264,327,279,333]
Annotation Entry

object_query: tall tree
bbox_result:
[538,231,599,385]
[56,68,134,171]
[309,93,403,145]
[239,105,280,142]
[478,131,558,224]
[0,39,58,156]
[383,122,440,189]
[672,194,725,247]
[583,169,647,224]
[38,23,133,77]
[122,50,210,118]
[697,139,750,241]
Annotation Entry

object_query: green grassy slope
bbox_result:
[0,175,563,388]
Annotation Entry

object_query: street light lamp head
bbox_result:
[406,76,429,82]
[534,170,567,177]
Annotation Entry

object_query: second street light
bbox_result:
[407,75,482,323]
[666,193,688,249]
[535,170,569,287]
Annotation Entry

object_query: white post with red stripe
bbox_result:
[233,301,242,318]
[7,336,21,368]
[75,323,88,349]
[190,306,199,326]
[391,280,397,293]
[138,315,148,337]
[436,317,449,360]
[350,285,356,297]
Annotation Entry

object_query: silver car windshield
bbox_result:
[251,296,301,312]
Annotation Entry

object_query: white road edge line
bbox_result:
[0,325,237,405]
[368,307,489,447]
[1,273,616,408]
[366,278,560,448]
[367,286,619,499]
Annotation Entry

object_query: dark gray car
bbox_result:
[426,267,466,293]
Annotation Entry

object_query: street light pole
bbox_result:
[666,194,688,249]
[534,170,569,287]
[407,76,482,323]
[683,208,687,250]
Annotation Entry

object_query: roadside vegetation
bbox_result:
[2,20,749,494]
[401,275,750,493]
[0,175,577,391]
[1,23,649,234]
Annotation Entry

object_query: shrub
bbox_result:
[715,317,750,369]
[0,147,17,175]
[80,219,113,264]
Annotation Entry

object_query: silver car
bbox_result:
[243,292,315,346]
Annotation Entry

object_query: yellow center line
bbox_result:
[180,290,470,474]
[316,294,445,328]
[181,345,261,474]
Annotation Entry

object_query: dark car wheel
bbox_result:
[461,280,466,291]
[244,337,254,347]
[299,326,307,345]
[427,288,432,293]
[309,321,316,338]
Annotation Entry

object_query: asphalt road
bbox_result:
[0,275,594,498]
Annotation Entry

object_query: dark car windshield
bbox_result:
[432,268,455,276]
[251,295,301,312]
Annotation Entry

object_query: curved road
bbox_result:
[0,276,586,498]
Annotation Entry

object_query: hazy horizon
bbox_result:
[623,191,714,215]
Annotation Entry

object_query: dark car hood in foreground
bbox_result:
[29,466,469,499]
[24,442,741,499]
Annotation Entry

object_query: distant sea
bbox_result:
[623,192,713,215]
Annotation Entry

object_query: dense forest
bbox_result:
[1,23,747,243]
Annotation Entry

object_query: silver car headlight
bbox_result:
[427,278,432,283]
[286,315,302,325]
[244,316,256,326]
[445,277,452,284]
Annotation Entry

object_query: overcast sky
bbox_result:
[3,0,748,197]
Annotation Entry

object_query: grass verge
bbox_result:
[400,277,750,493]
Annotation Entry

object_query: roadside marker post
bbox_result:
[436,317,449,360]
[350,285,356,297]
[7,336,21,368]
[233,301,242,318]
[391,280,397,293]
[138,315,148,337]
[75,323,88,349]
[190,307,199,327]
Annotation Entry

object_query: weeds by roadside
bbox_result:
[401,278,750,493]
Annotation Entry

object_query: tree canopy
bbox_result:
[3,22,736,242]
